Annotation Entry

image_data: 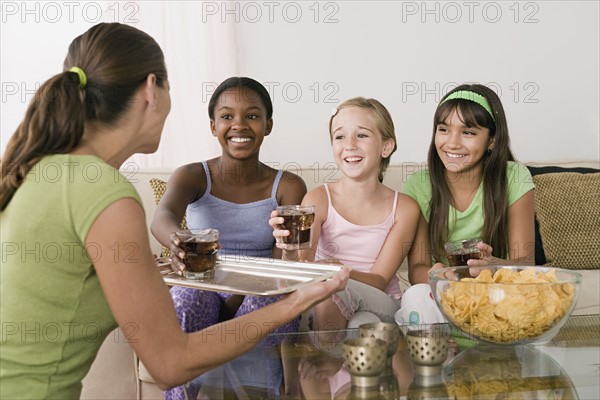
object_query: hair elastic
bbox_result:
[441,90,494,121]
[69,67,87,88]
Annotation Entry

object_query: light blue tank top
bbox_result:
[186,161,283,261]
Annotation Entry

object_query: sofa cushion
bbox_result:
[149,178,168,205]
[532,172,600,269]
[149,178,188,258]
[527,165,599,265]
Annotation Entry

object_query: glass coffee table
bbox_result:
[180,314,599,399]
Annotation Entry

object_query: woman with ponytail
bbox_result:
[0,23,348,399]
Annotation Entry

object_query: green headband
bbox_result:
[69,66,87,88]
[441,90,495,121]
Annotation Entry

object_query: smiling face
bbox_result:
[210,87,273,160]
[330,106,394,181]
[434,109,494,176]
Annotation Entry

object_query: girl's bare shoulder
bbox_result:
[273,166,307,205]
[167,162,209,200]
[304,185,329,222]
[304,185,328,202]
[395,192,421,219]
[174,161,205,176]
[279,169,307,191]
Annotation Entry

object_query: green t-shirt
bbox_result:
[402,161,535,258]
[1,154,142,399]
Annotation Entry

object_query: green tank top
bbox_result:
[1,154,142,399]
[402,161,535,260]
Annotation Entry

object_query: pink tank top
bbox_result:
[316,184,402,298]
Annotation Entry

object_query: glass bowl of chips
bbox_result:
[429,266,581,345]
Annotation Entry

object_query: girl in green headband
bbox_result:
[395,83,536,327]
[404,83,535,267]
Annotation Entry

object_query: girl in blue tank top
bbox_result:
[151,77,307,399]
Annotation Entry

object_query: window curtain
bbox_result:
[128,1,240,170]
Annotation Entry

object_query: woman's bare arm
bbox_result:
[89,198,349,389]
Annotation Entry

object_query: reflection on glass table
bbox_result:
[441,345,578,399]
[180,314,599,400]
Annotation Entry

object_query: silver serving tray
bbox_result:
[162,257,342,296]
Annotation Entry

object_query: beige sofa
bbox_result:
[81,161,600,399]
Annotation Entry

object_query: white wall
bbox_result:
[234,0,600,166]
[2,1,599,170]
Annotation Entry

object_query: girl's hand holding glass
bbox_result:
[269,210,300,252]
[465,241,495,266]
[429,262,454,280]
[169,230,188,274]
[431,241,494,280]
[169,230,222,275]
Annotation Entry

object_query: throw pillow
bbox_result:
[532,172,600,269]
[527,165,599,264]
[149,178,188,258]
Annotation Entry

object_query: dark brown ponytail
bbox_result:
[1,23,167,210]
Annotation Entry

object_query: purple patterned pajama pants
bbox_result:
[164,287,300,400]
